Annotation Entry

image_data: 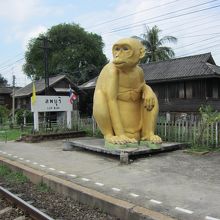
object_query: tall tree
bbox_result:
[135,25,177,63]
[23,23,108,84]
[0,74,8,86]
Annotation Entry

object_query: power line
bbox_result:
[177,43,220,57]
[0,57,24,72]
[104,18,220,49]
[165,23,220,41]
[161,13,220,35]
[86,0,180,30]
[0,52,23,67]
[174,36,220,50]
[178,33,220,38]
[179,39,220,51]
[109,0,219,32]
[104,11,219,40]
[104,3,220,35]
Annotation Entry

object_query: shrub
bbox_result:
[0,105,9,124]
[15,109,33,125]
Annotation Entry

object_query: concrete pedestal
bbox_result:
[63,138,186,164]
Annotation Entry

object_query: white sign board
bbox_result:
[31,96,73,131]
[31,96,72,112]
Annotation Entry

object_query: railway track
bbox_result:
[0,186,54,220]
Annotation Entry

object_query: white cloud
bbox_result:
[0,0,40,23]
[23,25,47,50]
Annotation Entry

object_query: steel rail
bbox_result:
[0,186,54,220]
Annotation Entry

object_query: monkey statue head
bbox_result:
[112,38,145,69]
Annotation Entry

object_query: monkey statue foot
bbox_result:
[105,135,137,145]
[141,134,162,144]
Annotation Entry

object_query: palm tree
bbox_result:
[134,25,177,63]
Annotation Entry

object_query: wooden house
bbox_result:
[79,53,220,121]
[14,74,79,123]
[141,53,220,120]
[0,87,20,110]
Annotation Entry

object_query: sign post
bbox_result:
[31,96,73,131]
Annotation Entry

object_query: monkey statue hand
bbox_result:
[142,89,155,111]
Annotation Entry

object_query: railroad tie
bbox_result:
[13,216,26,220]
[0,206,13,215]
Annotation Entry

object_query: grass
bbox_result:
[0,165,28,183]
[36,182,51,192]
[0,127,32,141]
[185,144,220,154]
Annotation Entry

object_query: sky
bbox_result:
[0,0,220,87]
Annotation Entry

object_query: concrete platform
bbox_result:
[63,138,185,164]
[0,139,220,220]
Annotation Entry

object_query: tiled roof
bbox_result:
[79,53,220,89]
[14,74,76,97]
[141,53,220,83]
[79,77,98,90]
[0,87,21,94]
[0,87,13,94]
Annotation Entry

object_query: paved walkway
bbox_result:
[0,137,220,220]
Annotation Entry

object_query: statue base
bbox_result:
[63,137,187,164]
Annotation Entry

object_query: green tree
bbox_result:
[135,25,177,63]
[0,74,8,86]
[23,23,107,84]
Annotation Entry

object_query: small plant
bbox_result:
[6,172,28,183]
[192,105,220,151]
[36,182,51,192]
[15,109,33,125]
[0,165,28,183]
[0,165,11,176]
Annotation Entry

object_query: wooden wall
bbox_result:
[150,78,220,112]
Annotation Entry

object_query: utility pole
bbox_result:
[38,37,50,95]
[12,75,15,125]
[38,37,51,128]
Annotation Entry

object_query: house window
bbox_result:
[0,96,5,105]
[185,82,192,99]
[218,80,220,98]
[17,99,21,109]
[192,80,205,98]
[179,82,185,99]
[153,84,166,100]
[213,80,218,99]
[206,79,219,99]
[168,83,179,99]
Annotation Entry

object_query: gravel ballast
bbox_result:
[0,175,119,220]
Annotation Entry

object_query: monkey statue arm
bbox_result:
[139,69,156,111]
[142,84,156,111]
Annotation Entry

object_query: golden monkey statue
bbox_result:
[93,38,162,146]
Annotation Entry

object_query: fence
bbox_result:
[76,117,220,148]
[1,117,219,147]
[156,120,220,147]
